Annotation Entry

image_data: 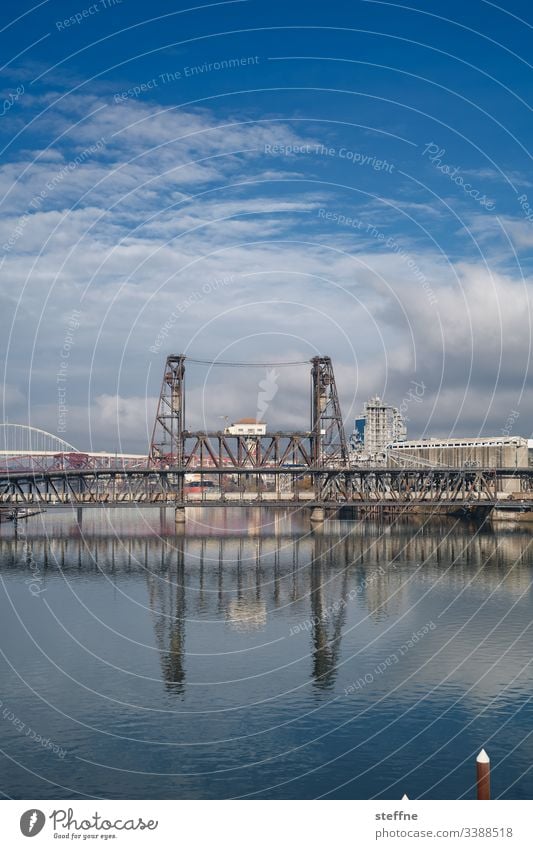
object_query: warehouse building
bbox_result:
[386,436,528,469]
[386,436,529,493]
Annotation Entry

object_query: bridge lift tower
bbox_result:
[311,355,349,466]
[149,355,186,466]
[149,353,348,471]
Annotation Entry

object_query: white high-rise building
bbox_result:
[351,396,406,458]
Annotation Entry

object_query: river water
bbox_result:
[0,507,532,799]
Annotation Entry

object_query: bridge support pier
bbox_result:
[310,506,325,523]
[175,506,186,527]
[76,506,83,525]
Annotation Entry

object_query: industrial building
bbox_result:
[386,436,528,469]
[386,436,529,493]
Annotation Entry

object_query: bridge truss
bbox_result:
[0,466,515,511]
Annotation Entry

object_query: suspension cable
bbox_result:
[186,358,310,367]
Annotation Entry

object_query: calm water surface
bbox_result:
[1,507,532,799]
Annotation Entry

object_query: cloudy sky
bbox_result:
[1,0,532,452]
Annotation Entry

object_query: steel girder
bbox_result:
[0,466,505,508]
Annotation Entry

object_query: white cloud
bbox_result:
[2,92,532,447]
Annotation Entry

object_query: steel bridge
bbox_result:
[0,465,519,511]
[0,356,530,519]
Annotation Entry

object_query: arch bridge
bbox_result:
[0,424,146,473]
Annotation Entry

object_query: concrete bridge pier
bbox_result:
[310,506,325,523]
[175,506,186,527]
[76,506,83,525]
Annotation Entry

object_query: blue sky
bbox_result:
[1,0,532,451]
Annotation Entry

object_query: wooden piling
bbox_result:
[476,749,490,800]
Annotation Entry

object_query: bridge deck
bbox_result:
[0,466,526,510]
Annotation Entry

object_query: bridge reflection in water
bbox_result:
[2,507,532,699]
[2,506,533,799]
